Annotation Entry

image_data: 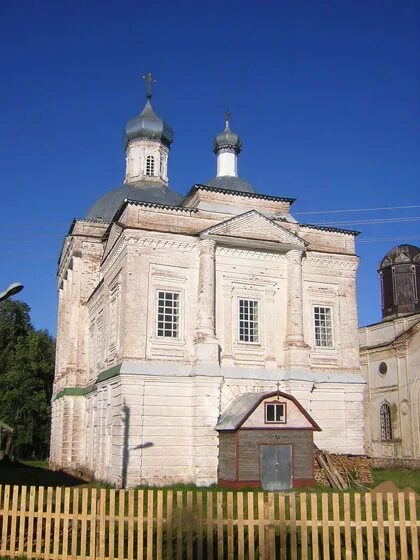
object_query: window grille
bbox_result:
[313,306,333,348]
[157,291,180,338]
[146,155,155,176]
[380,403,392,441]
[238,299,259,343]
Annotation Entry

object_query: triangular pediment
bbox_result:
[201,210,306,249]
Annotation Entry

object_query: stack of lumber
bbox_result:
[314,449,374,489]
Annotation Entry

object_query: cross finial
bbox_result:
[142,72,156,99]
[225,108,231,129]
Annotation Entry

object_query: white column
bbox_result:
[221,279,234,366]
[196,237,216,339]
[284,249,309,367]
[194,237,219,363]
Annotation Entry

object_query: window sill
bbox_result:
[312,346,337,354]
[150,337,185,346]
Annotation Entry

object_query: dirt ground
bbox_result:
[369,479,419,501]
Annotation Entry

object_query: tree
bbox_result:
[0,300,55,459]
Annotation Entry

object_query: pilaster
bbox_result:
[194,236,219,363]
[284,249,310,367]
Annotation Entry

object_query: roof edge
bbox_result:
[112,198,198,223]
[216,390,322,432]
[300,223,361,236]
[185,184,296,204]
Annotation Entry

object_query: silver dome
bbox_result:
[213,123,242,154]
[125,100,174,148]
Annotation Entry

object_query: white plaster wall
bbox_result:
[303,253,360,373]
[407,331,420,457]
[59,366,363,487]
[216,248,287,367]
[359,316,420,459]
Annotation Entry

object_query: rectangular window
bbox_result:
[157,291,180,338]
[238,299,259,343]
[265,402,286,423]
[313,306,333,348]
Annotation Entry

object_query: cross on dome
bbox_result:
[225,109,231,129]
[142,72,156,99]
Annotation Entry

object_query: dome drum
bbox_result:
[379,245,420,320]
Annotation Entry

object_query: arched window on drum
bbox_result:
[146,155,155,176]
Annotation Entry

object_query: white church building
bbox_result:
[50,80,365,488]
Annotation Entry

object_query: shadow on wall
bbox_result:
[120,400,153,489]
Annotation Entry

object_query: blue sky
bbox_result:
[0,0,418,334]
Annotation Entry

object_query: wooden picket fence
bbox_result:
[0,485,419,560]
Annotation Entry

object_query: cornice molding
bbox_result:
[129,235,199,252]
[216,246,286,261]
[303,256,359,272]
[101,235,127,274]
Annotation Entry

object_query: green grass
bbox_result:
[372,468,420,493]
[20,459,49,470]
[1,458,419,494]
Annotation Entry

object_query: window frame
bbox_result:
[264,401,287,424]
[156,290,181,340]
[313,305,334,349]
[237,297,260,344]
[379,270,384,309]
[145,154,155,176]
[380,402,393,442]
[412,265,418,303]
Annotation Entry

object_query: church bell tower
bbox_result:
[124,72,173,185]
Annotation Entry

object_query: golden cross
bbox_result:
[142,72,156,99]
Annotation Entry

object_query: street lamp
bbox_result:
[0,283,24,303]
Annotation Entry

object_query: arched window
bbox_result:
[146,155,155,176]
[412,265,418,304]
[380,403,392,441]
